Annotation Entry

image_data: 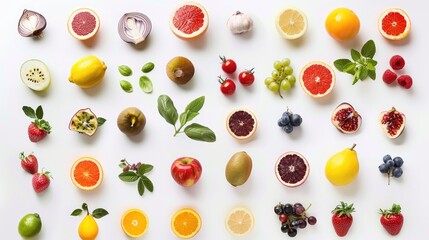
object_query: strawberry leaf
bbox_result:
[35,105,43,119]
[22,106,36,119]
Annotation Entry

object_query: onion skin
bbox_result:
[18,9,47,37]
[118,12,152,45]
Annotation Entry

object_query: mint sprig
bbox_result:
[334,40,377,85]
[118,159,154,197]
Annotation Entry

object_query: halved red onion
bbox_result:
[18,9,47,37]
[118,12,152,45]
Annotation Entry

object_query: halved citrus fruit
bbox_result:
[67,8,100,40]
[70,156,103,190]
[275,151,310,187]
[121,209,149,238]
[169,1,209,40]
[226,109,257,140]
[225,207,254,236]
[275,7,307,40]
[325,8,360,41]
[299,61,335,98]
[378,8,411,40]
[171,208,201,239]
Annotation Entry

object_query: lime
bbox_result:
[18,213,42,238]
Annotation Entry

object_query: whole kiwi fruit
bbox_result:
[225,151,253,187]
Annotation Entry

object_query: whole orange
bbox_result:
[325,8,360,41]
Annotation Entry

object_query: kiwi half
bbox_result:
[69,108,98,136]
[20,59,51,91]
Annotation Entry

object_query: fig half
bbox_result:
[331,102,362,134]
[117,107,146,136]
[379,107,406,139]
[69,108,101,136]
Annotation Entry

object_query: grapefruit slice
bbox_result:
[378,8,411,40]
[169,1,209,40]
[67,8,100,40]
[225,207,254,236]
[226,109,257,140]
[299,61,335,98]
[171,208,201,239]
[70,156,103,190]
[121,209,149,238]
[275,151,310,187]
[275,7,307,40]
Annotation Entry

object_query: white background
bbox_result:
[1,0,427,239]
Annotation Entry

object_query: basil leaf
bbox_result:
[118,171,139,182]
[139,76,153,93]
[70,209,83,216]
[184,123,216,142]
[118,65,132,76]
[351,49,361,62]
[185,96,205,113]
[22,106,36,119]
[186,111,199,123]
[157,95,178,125]
[97,117,106,126]
[179,111,188,126]
[141,62,155,73]
[92,208,109,219]
[368,70,376,80]
[120,80,133,93]
[361,40,376,58]
[138,178,145,196]
[333,59,352,72]
[141,176,154,192]
[343,62,356,74]
[138,164,153,175]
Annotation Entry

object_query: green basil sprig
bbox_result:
[157,95,216,142]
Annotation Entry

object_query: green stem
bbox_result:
[174,124,185,136]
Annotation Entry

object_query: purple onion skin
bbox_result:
[18,9,47,37]
[118,12,152,45]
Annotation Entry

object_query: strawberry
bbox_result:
[331,201,355,237]
[379,203,404,236]
[32,169,52,193]
[22,105,51,143]
[19,152,38,174]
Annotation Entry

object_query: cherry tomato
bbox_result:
[238,68,255,86]
[220,56,237,74]
[218,76,236,95]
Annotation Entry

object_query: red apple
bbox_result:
[171,157,202,187]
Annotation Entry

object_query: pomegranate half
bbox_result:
[331,102,362,134]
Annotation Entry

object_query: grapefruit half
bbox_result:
[226,109,257,140]
[299,61,335,98]
[70,156,103,190]
[169,1,209,40]
[275,151,310,187]
[378,8,411,40]
[67,8,100,40]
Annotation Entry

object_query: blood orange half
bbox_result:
[67,8,100,40]
[299,61,335,98]
[275,151,309,188]
[70,156,103,190]
[226,109,257,140]
[378,8,411,41]
[169,1,209,40]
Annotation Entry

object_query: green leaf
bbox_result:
[118,171,139,182]
[138,178,145,196]
[352,73,360,85]
[22,106,36,119]
[92,208,109,219]
[179,111,188,127]
[139,76,153,93]
[343,62,357,74]
[359,67,368,80]
[333,59,352,72]
[141,62,155,73]
[141,175,154,192]
[367,58,377,66]
[186,112,199,122]
[118,162,127,168]
[157,95,178,126]
[368,70,376,80]
[118,65,132,76]
[184,123,216,142]
[138,164,153,175]
[351,49,361,62]
[185,96,205,113]
[366,62,375,71]
[361,40,376,58]
[97,117,106,126]
[120,80,133,93]
[71,209,83,216]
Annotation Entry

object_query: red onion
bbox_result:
[18,9,47,37]
[118,12,152,45]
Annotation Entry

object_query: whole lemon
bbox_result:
[325,144,359,186]
[69,55,107,88]
[78,215,99,240]
[325,8,360,41]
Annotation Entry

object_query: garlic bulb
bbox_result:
[227,11,253,34]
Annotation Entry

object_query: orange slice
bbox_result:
[226,109,257,140]
[275,7,307,40]
[171,208,201,239]
[121,209,149,238]
[70,156,103,190]
[378,8,411,40]
[225,207,254,236]
[169,1,209,40]
[299,61,335,98]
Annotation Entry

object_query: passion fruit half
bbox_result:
[69,108,102,136]
[226,109,257,140]
[275,151,310,188]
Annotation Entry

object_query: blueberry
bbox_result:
[282,124,294,134]
[282,111,291,120]
[378,163,390,174]
[385,159,394,168]
[291,114,302,127]
[283,203,294,215]
[393,157,404,167]
[392,167,403,178]
[278,118,286,127]
[383,154,392,163]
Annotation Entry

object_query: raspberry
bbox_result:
[397,75,413,89]
[382,69,397,84]
[390,55,405,70]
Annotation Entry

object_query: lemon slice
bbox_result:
[225,207,254,236]
[275,7,308,40]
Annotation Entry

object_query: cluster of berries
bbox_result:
[120,159,143,172]
[382,55,413,89]
[20,152,52,193]
[277,109,303,134]
[378,154,404,185]
[274,202,317,237]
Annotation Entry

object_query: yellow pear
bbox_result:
[78,215,98,240]
[325,144,359,186]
